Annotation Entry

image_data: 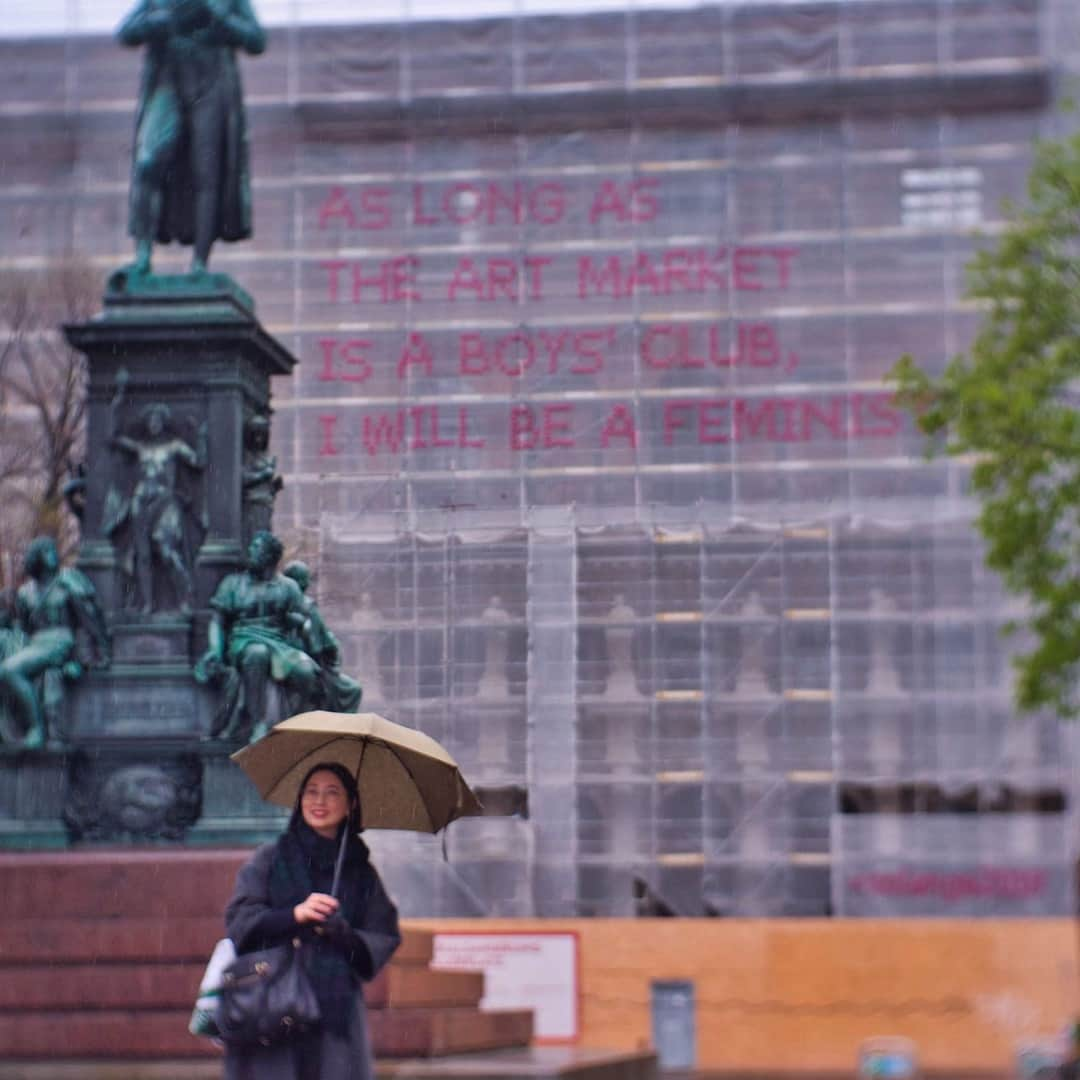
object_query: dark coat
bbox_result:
[223,832,401,1080]
[118,0,264,246]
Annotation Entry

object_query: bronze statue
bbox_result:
[0,538,111,749]
[116,0,266,277]
[62,462,87,522]
[241,411,282,542]
[282,561,362,713]
[0,592,27,744]
[195,531,320,742]
[103,373,207,615]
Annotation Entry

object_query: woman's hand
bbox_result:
[319,914,355,949]
[293,892,340,924]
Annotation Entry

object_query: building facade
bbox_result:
[1,0,1078,917]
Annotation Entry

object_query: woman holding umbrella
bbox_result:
[223,761,401,1080]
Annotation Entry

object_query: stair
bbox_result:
[0,850,532,1061]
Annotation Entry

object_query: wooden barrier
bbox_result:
[413,918,1080,1074]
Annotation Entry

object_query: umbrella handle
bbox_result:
[330,748,366,898]
[330,812,349,899]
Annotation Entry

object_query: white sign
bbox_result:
[431,931,579,1042]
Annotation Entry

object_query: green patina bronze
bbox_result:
[0,0,355,847]
[195,531,323,744]
[113,0,265,282]
[282,560,363,715]
[0,538,111,750]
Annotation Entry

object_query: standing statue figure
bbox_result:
[115,0,266,278]
[241,411,282,543]
[103,372,207,615]
[195,531,320,742]
[281,561,362,713]
[0,538,111,749]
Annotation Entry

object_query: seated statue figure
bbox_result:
[195,530,320,742]
[281,561,362,714]
[0,591,27,744]
[0,537,111,749]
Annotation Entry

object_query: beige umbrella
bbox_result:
[231,711,483,833]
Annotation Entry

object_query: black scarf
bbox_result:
[267,817,376,1036]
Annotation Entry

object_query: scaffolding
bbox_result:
[315,506,1075,918]
[1,0,1079,915]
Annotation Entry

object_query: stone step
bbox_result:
[0,959,481,1012]
[367,965,484,1009]
[393,929,435,966]
[0,917,433,968]
[0,963,202,1011]
[370,1007,534,1057]
[1,850,435,965]
[0,917,223,964]
[0,1011,214,1059]
[0,849,483,1062]
[0,849,245,918]
[0,1006,532,1060]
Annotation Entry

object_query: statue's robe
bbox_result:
[119,0,264,247]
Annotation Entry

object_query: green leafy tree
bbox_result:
[891,129,1080,718]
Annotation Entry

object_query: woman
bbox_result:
[224,762,401,1080]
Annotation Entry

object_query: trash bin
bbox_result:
[651,979,696,1071]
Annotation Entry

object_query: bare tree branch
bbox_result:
[0,258,102,585]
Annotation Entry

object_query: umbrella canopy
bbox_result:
[231,711,483,833]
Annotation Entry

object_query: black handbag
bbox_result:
[216,936,321,1047]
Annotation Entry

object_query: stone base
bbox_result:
[0,751,67,849]
[66,667,218,742]
[185,744,289,846]
[0,850,534,1064]
[102,269,255,320]
[63,746,204,843]
[0,1049,659,1080]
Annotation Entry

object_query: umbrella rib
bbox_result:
[382,744,437,833]
[264,734,351,801]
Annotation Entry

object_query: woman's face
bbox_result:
[300,769,352,839]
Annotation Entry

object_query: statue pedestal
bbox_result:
[0,274,304,850]
[187,742,290,846]
[0,750,68,849]
[65,277,295,621]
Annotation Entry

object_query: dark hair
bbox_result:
[249,529,284,567]
[291,762,362,832]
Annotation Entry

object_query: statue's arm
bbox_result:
[195,579,235,682]
[63,571,112,667]
[177,430,205,471]
[117,0,173,45]
[194,611,228,683]
[82,595,112,668]
[206,614,226,662]
[242,456,276,487]
[108,370,136,454]
[207,0,266,54]
[14,589,32,635]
